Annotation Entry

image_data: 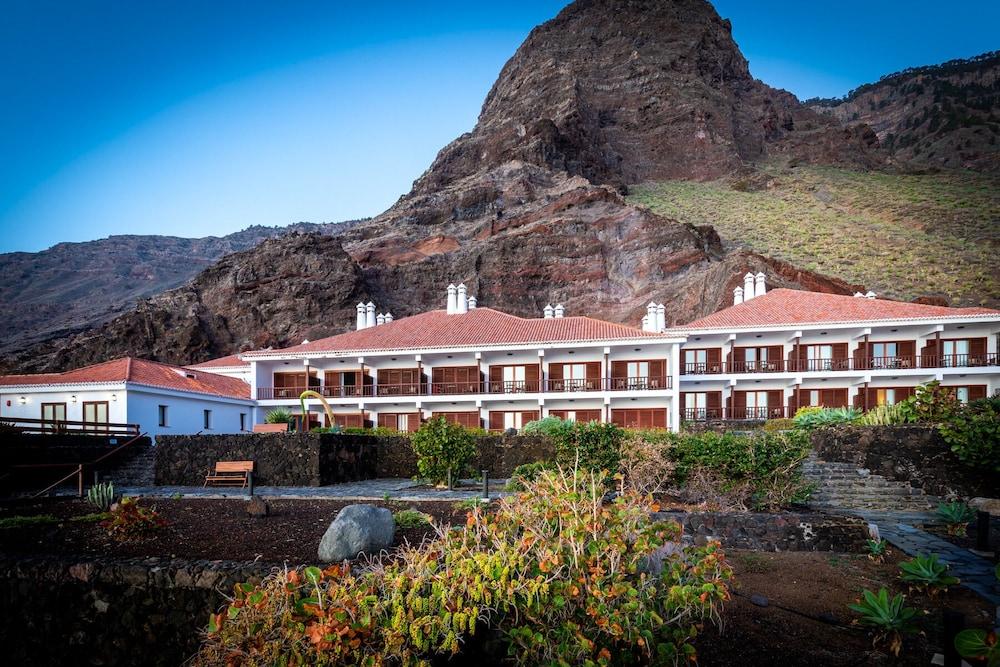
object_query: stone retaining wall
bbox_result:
[156,433,555,486]
[0,555,270,667]
[664,511,868,552]
[810,425,997,498]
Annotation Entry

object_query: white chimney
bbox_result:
[641,314,650,331]
[865,291,877,300]
[446,284,457,314]
[457,283,468,313]
[366,302,376,328]
[854,292,865,298]
[384,312,393,323]
[734,287,744,305]
[468,296,477,309]
[356,302,366,330]
[755,272,766,297]
[554,304,565,318]
[656,303,666,333]
[743,272,756,300]
[376,313,385,326]
[543,304,554,319]
[646,302,657,331]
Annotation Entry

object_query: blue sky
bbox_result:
[1,1,997,253]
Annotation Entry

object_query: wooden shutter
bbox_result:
[610,409,628,427]
[767,346,783,369]
[525,364,540,391]
[378,413,395,429]
[548,363,564,380]
[969,385,987,401]
[585,362,601,389]
[898,341,915,362]
[706,348,722,372]
[920,339,938,360]
[852,344,865,369]
[766,390,783,416]
[707,392,722,418]
[522,410,540,423]
[832,343,848,368]
[578,410,601,423]
[679,393,687,412]
[896,387,915,401]
[820,389,848,408]
[611,361,628,379]
[488,411,505,431]
[489,366,503,383]
[733,391,747,408]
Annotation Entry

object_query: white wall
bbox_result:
[0,385,128,423]
[126,388,253,438]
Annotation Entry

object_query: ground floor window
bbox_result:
[488,410,540,432]
[610,408,666,429]
[158,405,169,427]
[377,412,420,432]
[239,412,246,431]
[82,401,109,432]
[876,388,896,406]
[430,411,481,429]
[548,409,602,423]
[203,409,213,429]
[41,402,66,430]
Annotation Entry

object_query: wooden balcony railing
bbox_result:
[607,376,671,391]
[680,353,998,375]
[682,406,790,422]
[0,417,140,436]
[543,378,602,392]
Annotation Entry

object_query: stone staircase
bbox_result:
[103,443,156,488]
[802,454,939,512]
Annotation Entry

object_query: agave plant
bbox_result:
[793,406,861,430]
[86,481,115,512]
[848,588,919,656]
[936,501,976,536]
[857,403,909,426]
[865,523,887,563]
[898,553,959,596]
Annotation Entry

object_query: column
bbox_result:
[669,342,681,433]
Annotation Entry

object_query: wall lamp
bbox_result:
[18,396,26,405]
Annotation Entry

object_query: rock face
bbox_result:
[3,0,886,372]
[810,50,1000,172]
[317,505,394,562]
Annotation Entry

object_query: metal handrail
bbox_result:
[27,432,148,499]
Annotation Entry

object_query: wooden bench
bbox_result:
[204,461,254,488]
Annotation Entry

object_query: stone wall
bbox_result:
[1,434,152,493]
[810,425,997,498]
[156,433,555,486]
[662,511,867,552]
[0,555,269,667]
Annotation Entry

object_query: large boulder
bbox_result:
[318,505,394,562]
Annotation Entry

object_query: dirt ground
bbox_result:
[0,497,463,563]
[1,498,994,665]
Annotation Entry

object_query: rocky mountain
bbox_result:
[5,0,963,373]
[0,221,359,358]
[809,51,1000,171]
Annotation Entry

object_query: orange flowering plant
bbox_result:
[196,468,733,666]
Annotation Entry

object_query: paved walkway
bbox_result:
[852,510,999,607]
[111,478,511,502]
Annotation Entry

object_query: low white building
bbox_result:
[0,357,255,438]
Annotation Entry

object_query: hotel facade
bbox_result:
[4,277,998,435]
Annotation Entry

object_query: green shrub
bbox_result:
[898,553,959,596]
[0,514,60,529]
[762,418,795,432]
[897,380,959,423]
[954,628,1000,666]
[392,508,433,529]
[410,417,477,486]
[848,588,919,657]
[196,468,733,666]
[265,408,292,424]
[665,430,812,511]
[86,481,115,511]
[504,460,556,491]
[793,406,860,430]
[521,416,573,438]
[938,394,1000,472]
[936,501,976,536]
[554,421,624,472]
[856,403,910,426]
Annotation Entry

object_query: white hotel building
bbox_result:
[4,278,998,435]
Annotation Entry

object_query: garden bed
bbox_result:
[0,497,465,563]
[699,549,995,666]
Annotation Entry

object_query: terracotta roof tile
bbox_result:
[187,354,249,369]
[675,289,1000,330]
[0,357,251,400]
[247,307,667,356]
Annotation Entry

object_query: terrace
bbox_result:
[681,352,998,375]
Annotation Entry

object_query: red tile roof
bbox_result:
[0,357,251,400]
[187,354,249,369]
[247,307,667,356]
[675,289,1000,330]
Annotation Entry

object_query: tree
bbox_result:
[410,417,477,487]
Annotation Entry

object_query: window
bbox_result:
[397,414,410,432]
[503,412,523,430]
[871,342,897,358]
[942,339,969,367]
[203,409,212,430]
[806,345,833,371]
[809,390,821,406]
[82,401,109,433]
[502,365,526,391]
[955,387,969,404]
[684,350,707,373]
[876,389,896,406]
[41,403,66,430]
[158,405,169,427]
[745,391,768,418]
[687,392,707,419]
[239,412,247,431]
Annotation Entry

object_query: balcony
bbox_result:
[682,406,790,422]
[256,375,672,400]
[681,353,998,375]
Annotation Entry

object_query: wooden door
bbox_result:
[82,401,109,432]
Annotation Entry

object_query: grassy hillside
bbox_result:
[628,166,1000,306]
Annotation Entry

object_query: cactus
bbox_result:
[86,481,115,511]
